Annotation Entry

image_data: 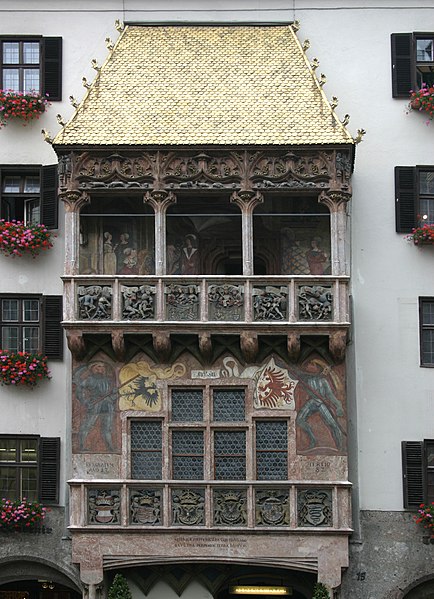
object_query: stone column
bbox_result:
[144,190,177,276]
[60,190,90,276]
[319,190,352,276]
[230,190,264,276]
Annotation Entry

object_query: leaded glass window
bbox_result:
[171,389,203,422]
[131,421,162,480]
[256,420,288,480]
[172,430,204,480]
[213,389,245,422]
[214,430,246,480]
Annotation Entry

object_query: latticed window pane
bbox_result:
[0,466,16,494]
[21,466,38,501]
[213,389,245,422]
[23,42,39,64]
[172,431,204,480]
[131,421,162,480]
[2,299,19,321]
[214,431,246,480]
[20,439,37,462]
[3,42,19,64]
[3,69,19,92]
[23,69,39,93]
[171,389,203,422]
[23,326,39,352]
[2,326,19,351]
[256,421,288,480]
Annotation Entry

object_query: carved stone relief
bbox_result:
[165,284,199,320]
[172,489,205,526]
[253,286,287,321]
[88,488,121,524]
[122,285,156,320]
[213,489,247,526]
[130,489,162,525]
[78,285,112,320]
[255,490,290,526]
[298,285,333,321]
[297,489,332,527]
[208,284,244,321]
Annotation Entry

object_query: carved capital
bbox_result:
[144,190,177,212]
[60,190,91,213]
[287,332,301,362]
[329,330,347,362]
[153,332,171,362]
[199,332,212,363]
[319,189,352,212]
[111,330,125,361]
[230,190,264,214]
[66,330,86,360]
[240,331,258,363]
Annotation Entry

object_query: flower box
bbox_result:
[408,85,434,121]
[414,502,434,537]
[0,89,50,127]
[0,220,54,257]
[0,498,46,531]
[0,351,51,387]
[406,224,434,245]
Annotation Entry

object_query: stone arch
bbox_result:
[401,574,434,599]
[0,556,82,594]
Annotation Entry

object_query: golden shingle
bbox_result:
[53,25,354,147]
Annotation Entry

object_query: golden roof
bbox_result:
[53,25,354,147]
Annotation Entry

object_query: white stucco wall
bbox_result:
[1,0,433,512]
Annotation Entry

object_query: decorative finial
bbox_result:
[91,59,100,71]
[82,77,91,89]
[41,129,53,144]
[302,39,310,52]
[310,58,320,71]
[319,73,327,87]
[341,114,350,126]
[292,20,300,32]
[354,128,366,144]
[56,114,66,126]
[330,96,339,109]
[69,95,79,109]
[115,19,124,32]
[105,37,114,51]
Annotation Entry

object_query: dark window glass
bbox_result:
[130,421,162,480]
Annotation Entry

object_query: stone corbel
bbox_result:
[144,189,177,211]
[240,331,258,363]
[318,189,352,212]
[153,332,171,362]
[230,189,264,213]
[59,189,91,213]
[329,330,347,362]
[66,330,86,360]
[287,332,301,362]
[111,330,126,361]
[199,332,212,363]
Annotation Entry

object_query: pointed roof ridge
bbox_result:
[53,24,354,147]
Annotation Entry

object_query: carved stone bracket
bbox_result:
[153,332,171,362]
[287,333,301,362]
[240,331,258,363]
[59,189,91,213]
[329,330,347,362]
[319,189,352,212]
[199,333,212,363]
[230,189,264,213]
[111,330,125,361]
[66,330,86,360]
[144,189,177,211]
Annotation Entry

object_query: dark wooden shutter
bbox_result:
[43,295,63,359]
[39,437,60,504]
[40,164,58,229]
[42,37,62,101]
[402,441,424,508]
[391,33,413,98]
[395,166,417,233]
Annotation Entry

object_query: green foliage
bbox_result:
[312,582,331,599]
[108,574,132,599]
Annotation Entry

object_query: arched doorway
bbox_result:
[0,559,81,599]
[402,576,434,599]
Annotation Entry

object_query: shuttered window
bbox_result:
[0,435,60,504]
[0,164,58,229]
[392,33,434,97]
[0,36,62,100]
[395,167,434,234]
[402,440,434,508]
[419,298,434,367]
[1,294,63,358]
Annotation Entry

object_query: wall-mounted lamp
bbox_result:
[229,587,292,596]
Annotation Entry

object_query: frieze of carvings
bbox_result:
[297,489,332,527]
[298,285,333,321]
[130,489,161,525]
[172,489,205,526]
[208,284,244,321]
[88,489,120,525]
[214,489,247,526]
[74,152,155,189]
[78,285,112,320]
[60,149,352,193]
[253,286,287,321]
[165,284,199,320]
[255,489,290,526]
[122,285,156,320]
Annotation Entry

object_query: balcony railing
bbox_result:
[63,275,350,327]
[68,480,352,532]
